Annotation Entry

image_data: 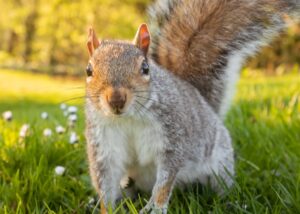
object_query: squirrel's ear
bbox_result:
[87,27,100,57]
[133,23,150,56]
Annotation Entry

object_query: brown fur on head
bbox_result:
[85,24,151,116]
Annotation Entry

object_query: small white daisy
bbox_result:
[69,132,79,144]
[41,112,48,119]
[19,124,30,138]
[68,114,77,122]
[68,106,78,114]
[43,128,52,137]
[2,111,13,121]
[54,166,66,175]
[55,125,65,134]
[60,103,67,110]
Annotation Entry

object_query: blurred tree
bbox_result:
[7,30,19,55]
[248,22,300,74]
[0,0,298,75]
[23,3,38,63]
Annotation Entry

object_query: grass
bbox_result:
[0,69,299,213]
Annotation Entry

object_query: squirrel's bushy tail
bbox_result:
[148,0,300,117]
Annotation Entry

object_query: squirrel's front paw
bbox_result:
[139,198,167,214]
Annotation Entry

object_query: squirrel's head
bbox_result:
[85,24,152,116]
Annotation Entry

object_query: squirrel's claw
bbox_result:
[139,197,153,214]
[139,197,167,214]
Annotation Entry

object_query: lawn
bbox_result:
[0,69,299,214]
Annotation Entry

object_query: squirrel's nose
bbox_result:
[106,90,127,114]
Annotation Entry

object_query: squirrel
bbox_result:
[85,0,300,213]
[148,0,300,118]
[85,25,234,214]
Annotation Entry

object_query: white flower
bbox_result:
[68,106,78,114]
[55,166,66,175]
[69,132,79,144]
[19,124,30,138]
[60,103,67,110]
[41,112,48,119]
[63,111,68,117]
[43,128,52,137]
[68,114,77,128]
[2,111,13,121]
[68,114,77,122]
[55,125,65,134]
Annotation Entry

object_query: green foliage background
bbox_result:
[0,0,299,75]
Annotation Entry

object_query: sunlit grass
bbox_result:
[0,69,299,213]
[0,69,85,102]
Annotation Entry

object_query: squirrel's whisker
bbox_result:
[63,86,85,90]
[134,95,169,108]
[133,102,152,125]
[134,100,157,125]
[60,95,98,103]
[132,104,147,125]
[133,90,159,93]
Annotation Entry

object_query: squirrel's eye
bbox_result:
[86,63,93,77]
[141,60,149,76]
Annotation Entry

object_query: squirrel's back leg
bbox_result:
[208,153,235,194]
[179,130,235,194]
[193,152,235,195]
[203,131,235,194]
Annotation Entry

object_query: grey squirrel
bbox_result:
[84,0,300,213]
[85,25,234,214]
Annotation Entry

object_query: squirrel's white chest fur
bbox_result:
[92,113,165,190]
